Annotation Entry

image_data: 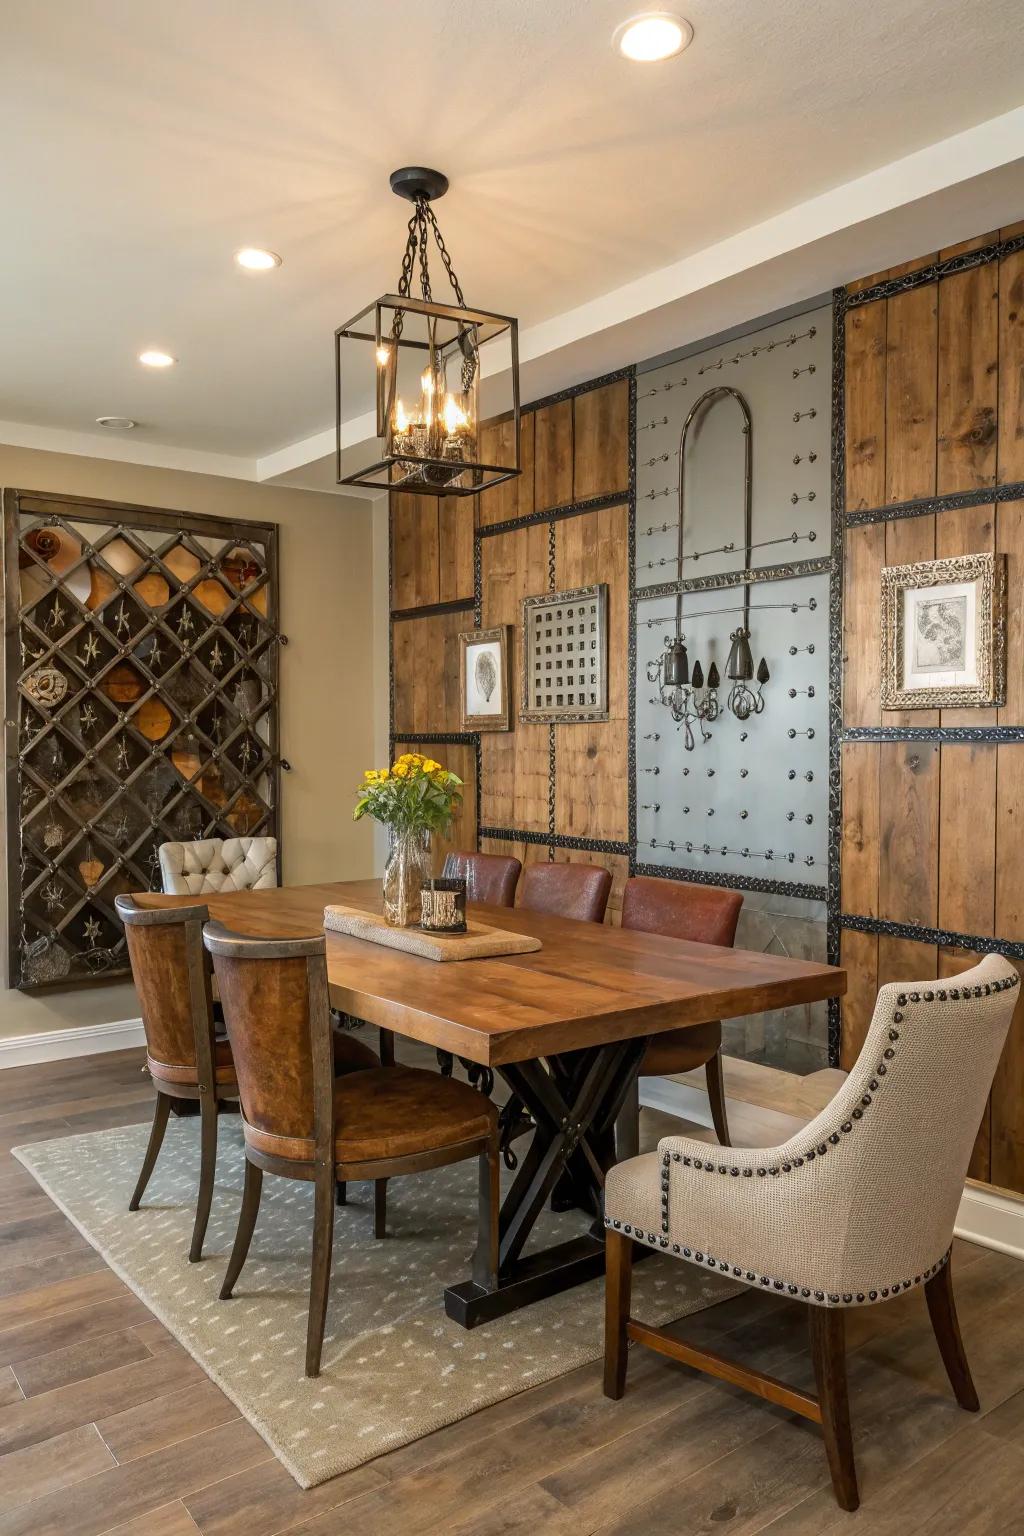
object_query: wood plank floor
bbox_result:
[1,1041,1024,1533]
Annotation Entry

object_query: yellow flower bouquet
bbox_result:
[354,754,463,925]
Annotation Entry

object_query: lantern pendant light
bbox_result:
[334,167,521,497]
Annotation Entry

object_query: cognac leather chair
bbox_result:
[204,922,500,1377]
[116,894,237,1263]
[519,861,612,924]
[616,877,743,1159]
[442,850,521,907]
[604,955,1021,1512]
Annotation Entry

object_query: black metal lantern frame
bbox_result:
[335,168,520,498]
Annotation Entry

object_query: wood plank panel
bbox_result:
[995,744,1024,942]
[390,494,438,610]
[840,742,879,915]
[844,300,887,511]
[437,498,474,604]
[883,512,937,728]
[885,283,938,504]
[392,740,477,875]
[391,610,463,735]
[998,246,1024,484]
[936,502,996,726]
[937,265,998,492]
[878,742,939,926]
[876,935,938,990]
[838,929,878,1071]
[478,524,550,833]
[937,744,996,936]
[940,232,998,259]
[842,523,885,727]
[991,962,1024,1194]
[939,946,992,1183]
[572,381,630,502]
[553,503,629,841]
[477,413,535,528]
[533,400,573,512]
[997,498,1024,725]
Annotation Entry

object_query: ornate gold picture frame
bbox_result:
[880,551,1006,710]
[459,625,512,732]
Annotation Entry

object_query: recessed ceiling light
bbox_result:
[96,416,136,430]
[139,349,176,368]
[613,12,692,61]
[235,247,282,271]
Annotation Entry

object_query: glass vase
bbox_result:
[382,828,432,927]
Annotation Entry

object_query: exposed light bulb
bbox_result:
[376,345,391,367]
[394,399,409,432]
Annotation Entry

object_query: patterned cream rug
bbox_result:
[15,1119,739,1487]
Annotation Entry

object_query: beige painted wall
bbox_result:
[0,445,377,1039]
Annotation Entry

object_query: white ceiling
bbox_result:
[3,0,1024,480]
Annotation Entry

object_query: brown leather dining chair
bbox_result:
[615,876,743,1159]
[519,861,612,923]
[118,894,382,1260]
[442,849,521,907]
[204,922,500,1377]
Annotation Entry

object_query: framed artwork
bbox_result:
[521,584,608,724]
[880,552,1006,710]
[459,625,512,731]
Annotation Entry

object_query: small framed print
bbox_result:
[880,552,1006,710]
[460,626,512,731]
[521,584,609,724]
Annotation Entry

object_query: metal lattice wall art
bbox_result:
[3,489,280,990]
[521,584,608,723]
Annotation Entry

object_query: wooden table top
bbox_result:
[136,879,846,1067]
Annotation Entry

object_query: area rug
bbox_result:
[14,1119,739,1487]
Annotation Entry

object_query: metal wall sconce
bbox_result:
[647,386,770,746]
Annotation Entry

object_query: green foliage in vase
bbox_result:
[353,753,462,835]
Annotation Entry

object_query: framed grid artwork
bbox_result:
[3,487,280,990]
[521,584,608,724]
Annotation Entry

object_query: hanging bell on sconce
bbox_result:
[691,659,704,689]
[725,626,754,681]
[707,661,720,690]
[756,657,770,685]
[663,638,689,687]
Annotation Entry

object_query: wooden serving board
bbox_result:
[323,904,541,963]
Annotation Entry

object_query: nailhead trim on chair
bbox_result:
[608,1213,953,1308]
[656,971,1020,1231]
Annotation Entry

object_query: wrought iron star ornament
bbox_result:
[83,915,102,946]
[41,878,64,913]
[80,632,101,668]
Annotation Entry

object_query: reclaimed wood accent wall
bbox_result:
[389,372,633,922]
[839,220,1024,1192]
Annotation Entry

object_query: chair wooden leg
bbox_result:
[925,1256,979,1411]
[472,1144,500,1290]
[189,1092,219,1263]
[808,1306,859,1512]
[603,1228,633,1400]
[705,1050,731,1147]
[129,1091,172,1211]
[220,1158,263,1300]
[615,1076,641,1162]
[373,1178,388,1239]
[335,1181,347,1206]
[306,1172,336,1377]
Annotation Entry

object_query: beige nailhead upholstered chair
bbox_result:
[159,836,278,895]
[603,954,1020,1512]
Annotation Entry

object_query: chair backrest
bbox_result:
[115,894,212,1074]
[622,876,742,948]
[519,861,612,923]
[442,850,521,907]
[159,836,278,896]
[759,955,1019,1289]
[203,922,333,1157]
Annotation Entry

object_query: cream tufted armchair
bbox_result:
[158,836,278,896]
[603,954,1020,1511]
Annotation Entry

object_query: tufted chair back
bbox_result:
[159,836,278,896]
[203,922,329,1159]
[622,876,742,948]
[442,850,521,907]
[116,894,212,1072]
[657,953,1020,1299]
[519,861,612,924]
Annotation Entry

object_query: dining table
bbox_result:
[137,878,846,1327]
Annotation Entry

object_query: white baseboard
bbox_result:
[0,1017,145,1069]
[641,1076,1024,1263]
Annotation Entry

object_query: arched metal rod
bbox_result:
[675,387,753,640]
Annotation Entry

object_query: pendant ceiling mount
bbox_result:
[334,167,520,497]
